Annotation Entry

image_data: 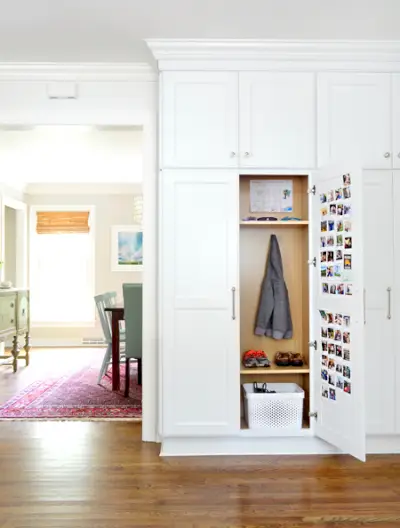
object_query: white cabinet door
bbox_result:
[239,72,316,168]
[161,72,238,168]
[318,74,391,169]
[392,75,400,169]
[363,171,395,435]
[393,172,400,434]
[311,164,366,461]
[160,170,240,436]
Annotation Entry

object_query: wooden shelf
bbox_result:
[240,220,309,226]
[240,363,310,375]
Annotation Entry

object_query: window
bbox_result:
[30,207,95,325]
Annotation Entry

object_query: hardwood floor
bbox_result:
[1,349,400,526]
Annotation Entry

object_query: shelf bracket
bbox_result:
[308,340,317,350]
[309,412,318,419]
[308,257,316,267]
[307,185,316,195]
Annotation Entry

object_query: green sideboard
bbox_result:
[0,289,30,372]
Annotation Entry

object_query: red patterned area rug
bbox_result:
[0,364,142,421]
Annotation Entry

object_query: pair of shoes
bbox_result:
[242,350,271,368]
[275,352,304,367]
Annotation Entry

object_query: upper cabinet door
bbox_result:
[391,75,400,168]
[311,164,366,461]
[318,73,391,169]
[160,170,240,436]
[239,72,316,168]
[161,72,238,168]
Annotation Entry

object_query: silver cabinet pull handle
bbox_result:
[387,287,392,320]
[231,287,236,320]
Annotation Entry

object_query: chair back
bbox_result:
[122,283,142,360]
[94,291,118,344]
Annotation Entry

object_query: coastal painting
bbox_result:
[111,225,143,271]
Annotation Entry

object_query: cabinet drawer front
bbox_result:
[17,292,29,331]
[0,294,17,333]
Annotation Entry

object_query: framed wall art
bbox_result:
[111,225,143,271]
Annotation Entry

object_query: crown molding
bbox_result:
[0,62,156,82]
[146,38,400,63]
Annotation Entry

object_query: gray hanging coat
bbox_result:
[255,234,293,339]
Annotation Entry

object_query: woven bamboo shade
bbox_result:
[36,211,90,234]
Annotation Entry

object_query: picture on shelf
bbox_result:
[111,225,143,271]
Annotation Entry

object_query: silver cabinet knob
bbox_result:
[230,151,236,158]
[244,152,250,157]
[384,152,391,158]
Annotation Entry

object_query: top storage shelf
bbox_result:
[240,220,309,226]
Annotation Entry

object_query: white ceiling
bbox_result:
[1,0,400,63]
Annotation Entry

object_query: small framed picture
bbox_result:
[327,236,335,247]
[337,283,345,295]
[321,369,328,381]
[328,327,335,340]
[336,377,344,390]
[343,315,351,327]
[335,344,342,357]
[337,220,344,232]
[344,220,352,232]
[328,374,335,386]
[344,380,351,394]
[329,388,336,400]
[334,265,342,278]
[327,312,334,324]
[322,283,329,294]
[327,266,334,278]
[328,343,335,355]
[344,187,351,199]
[322,386,329,398]
[321,252,327,263]
[321,327,328,338]
[343,173,351,187]
[344,254,352,270]
[336,249,343,260]
[321,221,327,232]
[327,251,334,263]
[344,236,352,249]
[321,265,327,278]
[321,207,328,216]
[337,203,344,215]
[336,363,343,374]
[336,234,343,246]
[330,284,337,295]
[343,365,351,379]
[111,225,143,272]
[328,220,335,231]
[328,190,334,202]
[321,236,327,248]
[322,340,328,352]
[344,204,352,216]
[345,284,353,296]
[343,331,351,344]
[335,313,342,325]
[330,204,337,215]
[320,193,327,203]
[336,188,343,200]
[343,349,351,361]
[328,358,335,371]
[334,329,342,342]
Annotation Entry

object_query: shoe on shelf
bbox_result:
[290,353,304,367]
[274,351,292,367]
[242,349,271,368]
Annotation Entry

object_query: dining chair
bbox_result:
[94,291,126,384]
[122,283,142,397]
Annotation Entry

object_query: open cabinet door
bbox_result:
[311,165,366,461]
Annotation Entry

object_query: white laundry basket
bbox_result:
[243,383,304,430]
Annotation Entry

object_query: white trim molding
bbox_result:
[0,62,157,82]
[146,39,400,72]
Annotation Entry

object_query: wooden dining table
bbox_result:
[104,305,124,391]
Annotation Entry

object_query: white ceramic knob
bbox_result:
[384,152,391,158]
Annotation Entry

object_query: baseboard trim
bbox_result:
[160,436,340,456]
[161,435,400,456]
[29,339,106,348]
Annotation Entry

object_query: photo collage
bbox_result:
[320,310,352,402]
[320,173,353,296]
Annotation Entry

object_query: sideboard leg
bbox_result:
[24,332,30,367]
[12,335,19,373]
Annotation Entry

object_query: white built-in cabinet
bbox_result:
[162,71,316,169]
[160,170,240,435]
[158,63,400,458]
[239,72,316,168]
